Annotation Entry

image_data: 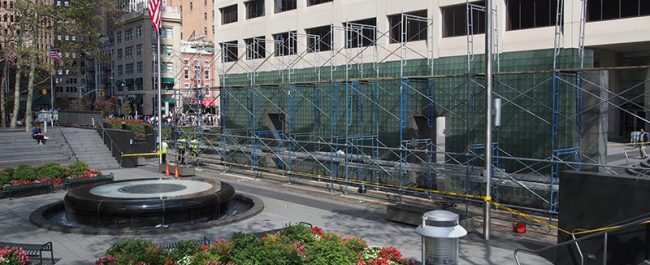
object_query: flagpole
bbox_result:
[157,24,163,165]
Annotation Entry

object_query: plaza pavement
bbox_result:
[0,165,551,265]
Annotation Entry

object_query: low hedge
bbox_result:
[95,224,414,265]
[0,161,102,190]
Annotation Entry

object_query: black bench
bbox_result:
[156,237,211,251]
[0,241,54,264]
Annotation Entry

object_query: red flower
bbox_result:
[52,178,63,185]
[311,226,324,237]
[366,258,390,265]
[293,241,305,255]
[378,246,403,261]
[356,259,366,265]
[201,243,208,250]
[164,260,174,265]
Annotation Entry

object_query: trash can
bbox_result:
[415,210,468,265]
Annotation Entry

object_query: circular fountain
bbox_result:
[31,178,263,234]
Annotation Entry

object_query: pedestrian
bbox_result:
[31,124,46,144]
[640,128,649,159]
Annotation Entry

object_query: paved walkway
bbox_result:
[0,166,551,265]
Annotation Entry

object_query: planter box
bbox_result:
[64,174,114,189]
[0,182,53,199]
[159,164,196,177]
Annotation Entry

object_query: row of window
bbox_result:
[1,14,14,23]
[221,0,333,25]
[116,27,143,43]
[116,45,143,60]
[0,1,13,10]
[222,0,650,27]
[116,62,144,76]
[55,86,79,93]
[56,35,78,41]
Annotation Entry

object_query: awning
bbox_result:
[162,97,176,104]
[161,77,175,85]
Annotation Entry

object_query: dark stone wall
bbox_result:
[97,125,154,168]
[544,171,650,265]
[59,111,103,127]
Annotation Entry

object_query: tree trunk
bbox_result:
[0,63,6,127]
[10,63,22,128]
[24,52,37,132]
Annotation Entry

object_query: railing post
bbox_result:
[603,232,608,265]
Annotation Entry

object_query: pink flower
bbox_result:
[311,226,324,237]
[293,241,305,255]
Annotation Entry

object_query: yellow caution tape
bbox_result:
[121,151,161,157]
[176,152,649,237]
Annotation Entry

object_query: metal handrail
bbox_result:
[58,127,78,162]
[95,121,124,165]
[514,215,650,265]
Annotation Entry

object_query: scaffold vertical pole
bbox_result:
[484,0,493,241]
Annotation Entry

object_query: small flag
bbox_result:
[49,49,64,66]
[3,47,17,65]
[148,0,162,36]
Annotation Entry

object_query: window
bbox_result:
[125,63,134,74]
[274,0,296,13]
[204,12,208,20]
[190,2,193,10]
[162,44,173,55]
[162,62,173,73]
[307,0,331,6]
[125,29,133,41]
[220,41,239,62]
[506,0,559,30]
[388,10,428,43]
[588,0,650,21]
[116,32,122,43]
[136,26,143,38]
[246,0,264,19]
[136,44,143,56]
[273,31,296,56]
[117,65,123,76]
[442,2,485,37]
[305,25,332,52]
[184,69,190,79]
[220,5,238,24]
[343,18,376,48]
[204,27,208,35]
[245,36,266,59]
[117,49,123,59]
[204,0,207,6]
[205,70,209,79]
[160,27,173,38]
[137,62,143,73]
[125,46,133,58]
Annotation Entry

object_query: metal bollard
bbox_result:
[415,210,467,265]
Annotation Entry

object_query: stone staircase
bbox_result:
[0,128,72,168]
[59,127,121,170]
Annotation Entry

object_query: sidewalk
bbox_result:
[0,166,551,264]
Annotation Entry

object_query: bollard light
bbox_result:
[415,210,467,265]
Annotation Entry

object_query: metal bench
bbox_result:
[0,241,54,264]
[156,237,211,251]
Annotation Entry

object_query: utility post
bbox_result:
[483,0,494,241]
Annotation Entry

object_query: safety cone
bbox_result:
[165,164,170,176]
[174,165,180,178]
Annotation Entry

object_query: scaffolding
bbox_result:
[166,1,650,220]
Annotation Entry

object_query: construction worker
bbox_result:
[161,141,169,163]
[190,139,200,159]
[177,138,188,164]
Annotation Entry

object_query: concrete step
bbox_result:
[0,157,70,168]
[0,150,69,159]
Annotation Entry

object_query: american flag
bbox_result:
[49,49,64,66]
[148,0,162,36]
[2,47,17,65]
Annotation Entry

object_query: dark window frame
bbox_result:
[220,4,238,25]
[343,18,377,48]
[274,0,296,13]
[273,31,297,56]
[245,36,266,59]
[307,0,332,7]
[587,0,650,22]
[220,41,239,62]
[506,0,560,31]
[388,10,429,43]
[245,0,265,19]
[305,25,333,52]
[441,1,486,38]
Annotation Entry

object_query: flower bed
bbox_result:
[0,162,103,196]
[96,224,414,265]
[0,246,29,265]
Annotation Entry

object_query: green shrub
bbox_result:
[13,165,36,181]
[106,238,169,265]
[37,163,66,179]
[0,168,15,186]
[303,235,357,265]
[343,237,368,255]
[281,224,317,246]
[67,161,89,177]
[167,240,200,263]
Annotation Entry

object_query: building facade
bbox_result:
[168,0,215,41]
[112,5,181,116]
